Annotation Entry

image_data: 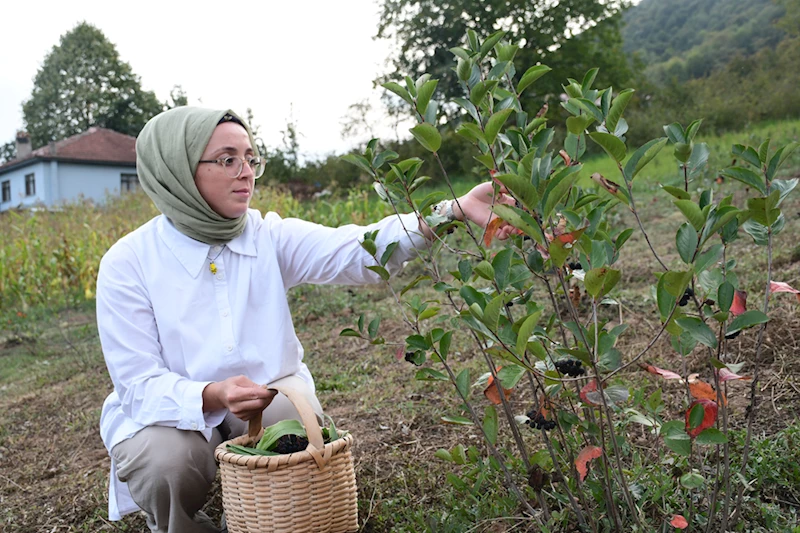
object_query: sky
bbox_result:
[0,0,405,160]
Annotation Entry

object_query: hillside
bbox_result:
[622,0,787,82]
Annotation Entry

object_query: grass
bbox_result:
[1,117,800,531]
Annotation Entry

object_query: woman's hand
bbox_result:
[453,181,515,231]
[203,375,277,421]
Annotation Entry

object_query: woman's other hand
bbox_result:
[203,375,277,421]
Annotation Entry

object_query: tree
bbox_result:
[22,22,163,148]
[0,141,15,164]
[376,0,633,120]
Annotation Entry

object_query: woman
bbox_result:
[97,106,511,532]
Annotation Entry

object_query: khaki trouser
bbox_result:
[111,389,322,533]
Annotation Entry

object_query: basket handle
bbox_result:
[247,375,325,451]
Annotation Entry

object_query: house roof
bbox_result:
[0,127,137,175]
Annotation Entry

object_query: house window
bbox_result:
[25,173,35,196]
[1,180,9,203]
[121,173,139,193]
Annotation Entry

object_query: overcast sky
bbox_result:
[0,0,404,160]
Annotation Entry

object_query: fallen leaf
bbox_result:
[580,380,599,406]
[558,150,571,167]
[641,363,682,380]
[395,347,405,361]
[688,377,727,406]
[685,399,718,438]
[670,514,689,529]
[484,371,513,405]
[717,367,751,382]
[570,285,582,309]
[730,290,747,316]
[484,217,505,247]
[575,445,603,481]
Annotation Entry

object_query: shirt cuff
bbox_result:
[178,380,213,432]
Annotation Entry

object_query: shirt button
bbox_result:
[226,345,233,352]
[211,246,221,253]
[222,310,229,317]
[216,273,224,281]
[191,423,198,430]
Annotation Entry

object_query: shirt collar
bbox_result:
[157,214,257,278]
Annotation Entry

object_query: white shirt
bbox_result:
[96,208,426,520]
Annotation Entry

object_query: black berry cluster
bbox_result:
[273,434,309,454]
[526,410,557,431]
[568,261,583,271]
[679,287,694,306]
[554,359,585,377]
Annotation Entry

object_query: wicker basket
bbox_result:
[214,376,358,533]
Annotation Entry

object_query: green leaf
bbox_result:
[688,403,705,429]
[566,114,595,135]
[747,190,782,227]
[663,270,694,298]
[455,368,470,399]
[517,65,551,94]
[415,368,449,381]
[771,142,799,177]
[470,79,499,106]
[726,310,769,336]
[720,167,767,195]
[589,132,627,163]
[718,281,734,313]
[341,154,373,176]
[516,309,543,356]
[584,267,621,300]
[497,365,526,388]
[661,420,692,456]
[339,328,361,338]
[661,184,690,200]
[687,142,710,178]
[361,238,377,256]
[380,242,398,266]
[366,265,390,281]
[732,144,761,169]
[495,174,539,212]
[382,82,414,105]
[474,260,495,281]
[483,406,498,445]
[368,317,380,339]
[484,108,514,145]
[491,204,545,244]
[572,98,605,122]
[674,200,706,232]
[696,427,728,445]
[410,123,441,152]
[676,317,718,349]
[624,137,668,181]
[435,449,453,462]
[257,419,307,451]
[674,142,692,163]
[676,223,698,264]
[663,123,686,144]
[479,29,506,58]
[680,472,705,489]
[542,164,582,220]
[694,244,723,274]
[758,139,770,164]
[415,79,438,116]
[441,415,473,426]
[439,332,452,360]
[685,119,703,142]
[606,89,634,135]
[482,294,505,331]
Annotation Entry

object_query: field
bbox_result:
[1,120,800,532]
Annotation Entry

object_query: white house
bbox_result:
[0,128,139,212]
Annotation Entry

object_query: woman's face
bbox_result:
[195,121,255,219]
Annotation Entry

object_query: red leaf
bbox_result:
[670,514,689,529]
[591,172,621,194]
[717,367,751,382]
[685,399,718,438]
[730,289,747,316]
[688,376,727,406]
[483,370,512,405]
[575,445,602,481]
[641,363,682,380]
[558,149,571,167]
[770,281,800,302]
[580,380,599,406]
[484,217,504,247]
[395,347,405,361]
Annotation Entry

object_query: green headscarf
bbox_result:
[135,106,259,244]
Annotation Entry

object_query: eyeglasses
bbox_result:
[198,155,266,179]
